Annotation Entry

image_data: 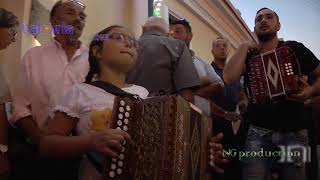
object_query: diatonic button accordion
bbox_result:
[245,46,302,104]
[92,95,212,180]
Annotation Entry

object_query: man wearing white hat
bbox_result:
[127,16,200,102]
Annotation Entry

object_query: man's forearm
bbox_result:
[196,84,224,99]
[311,78,320,97]
[223,44,248,84]
[209,101,226,118]
[179,88,194,103]
[39,134,91,159]
[199,76,211,87]
[0,104,8,144]
[16,116,42,144]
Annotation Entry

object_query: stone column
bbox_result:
[130,0,149,38]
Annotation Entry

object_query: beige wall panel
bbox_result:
[168,0,222,63]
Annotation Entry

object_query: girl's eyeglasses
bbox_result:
[96,32,139,49]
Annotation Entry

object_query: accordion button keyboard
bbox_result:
[126,105,131,111]
[119,153,124,160]
[112,158,117,162]
[119,107,124,113]
[109,171,115,178]
[111,163,116,170]
[124,118,129,124]
[116,127,121,130]
[117,168,122,175]
[118,161,123,167]
[123,125,128,131]
[117,120,123,126]
[118,114,123,119]
[120,100,125,106]
[125,112,129,118]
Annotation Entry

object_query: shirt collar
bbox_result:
[52,39,88,53]
[211,61,222,71]
[189,49,196,57]
[142,31,166,37]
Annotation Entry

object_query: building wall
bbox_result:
[0,0,36,95]
[167,0,256,63]
[167,0,221,62]
[1,0,255,96]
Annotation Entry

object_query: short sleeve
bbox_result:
[123,85,149,99]
[134,86,149,99]
[173,43,200,91]
[53,84,82,119]
[0,70,11,103]
[288,41,320,75]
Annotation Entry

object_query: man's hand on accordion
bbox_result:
[223,111,243,122]
[290,77,314,103]
[209,133,228,173]
[90,129,132,158]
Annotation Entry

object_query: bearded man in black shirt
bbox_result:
[223,7,320,180]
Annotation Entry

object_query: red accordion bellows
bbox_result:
[103,95,212,180]
[246,46,302,104]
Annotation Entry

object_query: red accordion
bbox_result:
[246,46,302,104]
[95,95,212,180]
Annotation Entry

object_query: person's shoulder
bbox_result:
[282,40,316,57]
[124,85,149,99]
[164,36,185,46]
[195,56,209,64]
[75,83,105,93]
[23,42,55,58]
[195,56,213,68]
[282,40,305,49]
[162,37,187,54]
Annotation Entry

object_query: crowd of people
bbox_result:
[0,1,319,180]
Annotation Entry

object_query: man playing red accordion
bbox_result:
[224,7,320,180]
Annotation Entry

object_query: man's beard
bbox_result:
[67,33,81,42]
[257,31,277,42]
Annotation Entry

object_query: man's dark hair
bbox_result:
[50,1,64,22]
[50,0,85,22]
[256,7,279,23]
[0,8,19,28]
[171,19,192,33]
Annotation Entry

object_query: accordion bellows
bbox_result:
[246,46,302,104]
[102,95,212,180]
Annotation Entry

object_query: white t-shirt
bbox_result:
[53,83,149,135]
[52,83,149,180]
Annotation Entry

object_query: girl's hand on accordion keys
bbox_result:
[90,129,131,158]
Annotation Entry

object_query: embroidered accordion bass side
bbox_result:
[245,46,302,104]
[102,95,212,180]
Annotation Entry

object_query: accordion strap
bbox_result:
[87,81,136,98]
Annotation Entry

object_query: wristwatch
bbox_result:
[0,144,8,155]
